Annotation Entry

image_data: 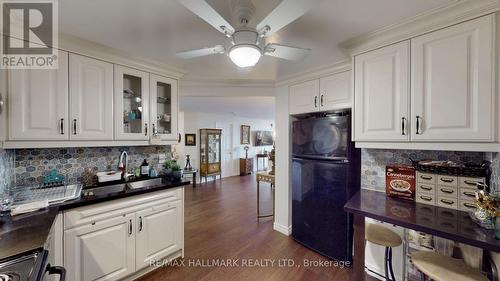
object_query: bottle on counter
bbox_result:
[141,159,150,177]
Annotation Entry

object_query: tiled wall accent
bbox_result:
[361,149,485,191]
[490,152,500,193]
[0,149,15,193]
[14,146,171,186]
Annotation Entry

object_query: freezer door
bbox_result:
[291,158,353,261]
[292,116,349,159]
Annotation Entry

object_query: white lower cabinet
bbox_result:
[63,189,184,281]
[136,200,182,270]
[64,214,136,281]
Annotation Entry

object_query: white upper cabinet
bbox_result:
[411,15,494,142]
[319,71,352,111]
[9,51,69,140]
[354,41,410,141]
[114,65,150,140]
[69,54,114,140]
[289,79,320,115]
[149,74,178,142]
[135,200,182,270]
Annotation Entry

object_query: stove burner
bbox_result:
[0,272,20,281]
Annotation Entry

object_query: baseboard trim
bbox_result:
[273,222,292,236]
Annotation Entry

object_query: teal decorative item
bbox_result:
[43,169,65,187]
[128,111,136,121]
[149,167,157,177]
[496,217,500,240]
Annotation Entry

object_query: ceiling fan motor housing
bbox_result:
[232,30,260,47]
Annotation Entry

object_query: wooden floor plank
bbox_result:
[137,175,378,281]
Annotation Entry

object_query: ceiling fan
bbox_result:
[176,0,319,68]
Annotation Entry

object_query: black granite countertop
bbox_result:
[0,179,189,260]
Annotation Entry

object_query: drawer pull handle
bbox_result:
[420,186,432,191]
[420,196,432,201]
[416,116,421,134]
[401,117,406,135]
[464,180,480,186]
[139,216,143,232]
[420,175,432,180]
[129,219,133,236]
[440,199,454,205]
[440,188,454,194]
[463,203,476,209]
[463,191,476,198]
[440,178,454,183]
[60,118,64,135]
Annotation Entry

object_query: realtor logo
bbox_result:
[1,0,58,69]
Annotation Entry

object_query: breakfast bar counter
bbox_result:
[344,189,500,281]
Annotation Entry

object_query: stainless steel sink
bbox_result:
[82,183,126,197]
[126,178,163,190]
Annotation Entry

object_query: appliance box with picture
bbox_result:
[386,165,416,200]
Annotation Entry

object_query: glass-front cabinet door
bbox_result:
[114,65,150,140]
[149,74,178,142]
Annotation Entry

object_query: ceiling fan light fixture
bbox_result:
[228,44,261,68]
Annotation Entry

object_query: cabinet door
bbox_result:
[411,15,494,141]
[114,65,150,140]
[354,41,410,141]
[8,51,69,140]
[64,214,136,281]
[319,71,351,111]
[149,74,178,141]
[289,80,319,115]
[69,54,114,140]
[136,200,182,270]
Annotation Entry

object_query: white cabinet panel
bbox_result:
[69,54,114,140]
[64,214,136,281]
[150,74,178,142]
[289,80,319,115]
[319,71,351,110]
[135,200,182,270]
[411,15,494,141]
[114,65,150,140]
[9,51,69,140]
[354,41,410,141]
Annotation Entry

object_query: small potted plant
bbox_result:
[171,163,182,180]
[163,160,174,176]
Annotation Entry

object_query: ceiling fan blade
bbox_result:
[264,43,310,61]
[176,45,225,59]
[177,0,235,35]
[256,0,320,36]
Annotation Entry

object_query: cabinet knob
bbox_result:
[401,117,406,135]
[60,118,64,135]
[314,96,318,108]
[0,93,4,114]
[320,94,324,107]
[145,123,148,136]
[73,119,77,135]
[416,116,422,135]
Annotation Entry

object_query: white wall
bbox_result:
[274,85,292,236]
[179,111,274,182]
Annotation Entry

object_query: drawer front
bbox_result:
[437,196,458,209]
[459,188,477,200]
[416,172,436,184]
[437,175,458,187]
[416,194,435,205]
[208,163,220,174]
[459,177,485,189]
[416,184,435,195]
[437,186,458,198]
[64,188,182,229]
[459,199,477,212]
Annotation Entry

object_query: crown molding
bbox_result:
[59,33,186,79]
[339,0,500,56]
[275,59,352,87]
[179,78,275,88]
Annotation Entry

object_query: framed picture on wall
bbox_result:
[185,134,196,146]
[241,125,251,144]
[255,131,273,146]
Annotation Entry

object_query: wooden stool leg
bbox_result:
[257,180,260,218]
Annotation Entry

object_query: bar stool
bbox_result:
[365,223,403,281]
[411,251,489,281]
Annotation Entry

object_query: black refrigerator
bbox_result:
[291,111,360,262]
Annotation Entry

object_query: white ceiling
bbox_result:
[180,96,275,119]
[59,0,457,82]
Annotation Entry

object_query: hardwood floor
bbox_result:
[138,175,376,281]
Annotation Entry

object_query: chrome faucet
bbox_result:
[118,151,128,176]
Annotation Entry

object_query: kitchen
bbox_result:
[1,0,500,281]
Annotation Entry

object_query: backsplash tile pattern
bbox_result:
[14,146,171,186]
[490,153,500,193]
[361,149,485,192]
[0,149,15,193]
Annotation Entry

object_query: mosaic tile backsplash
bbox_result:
[361,149,486,192]
[0,149,15,193]
[14,146,171,186]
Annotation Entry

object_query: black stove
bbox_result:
[0,250,47,281]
